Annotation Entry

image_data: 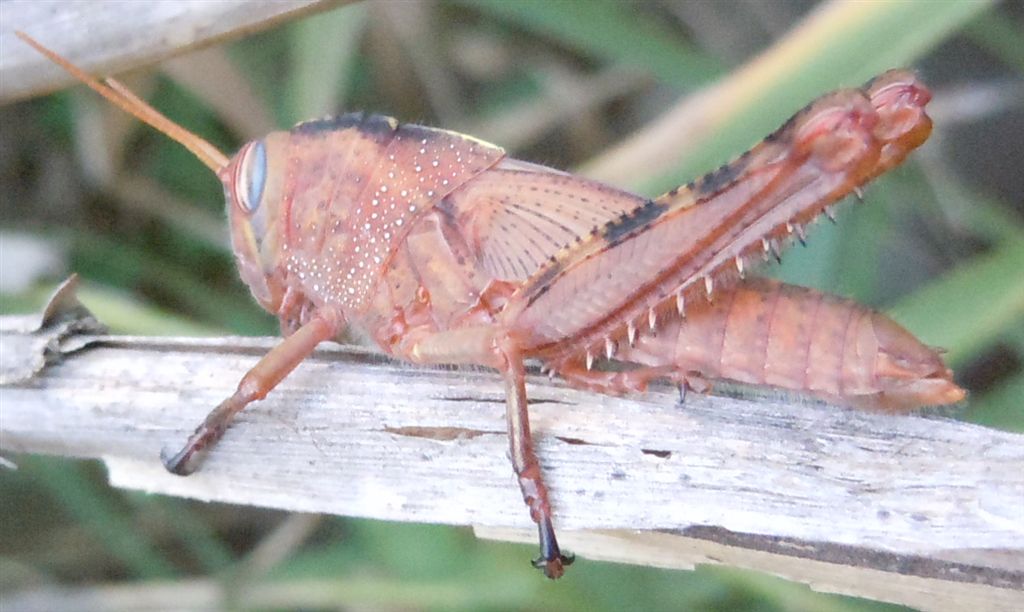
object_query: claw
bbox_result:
[532,518,575,579]
[160,444,199,476]
[161,423,220,476]
[532,551,575,580]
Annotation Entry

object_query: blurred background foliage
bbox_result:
[1,0,1022,610]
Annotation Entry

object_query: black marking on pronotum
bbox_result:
[602,199,668,245]
[293,111,366,135]
[359,114,401,136]
[397,123,452,146]
[293,112,400,137]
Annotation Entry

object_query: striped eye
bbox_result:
[234,140,267,213]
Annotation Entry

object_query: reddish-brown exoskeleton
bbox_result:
[21,32,964,579]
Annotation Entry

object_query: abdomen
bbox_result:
[620,278,964,411]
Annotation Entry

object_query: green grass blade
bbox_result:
[888,237,1024,365]
[581,0,997,194]
[964,9,1024,73]
[127,494,235,573]
[73,234,273,335]
[462,0,720,87]
[23,458,179,579]
[964,374,1024,432]
[658,0,998,188]
[75,284,223,336]
[284,3,369,124]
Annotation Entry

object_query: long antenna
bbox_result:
[17,31,230,173]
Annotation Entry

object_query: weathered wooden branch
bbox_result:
[0,0,349,103]
[1,279,1022,611]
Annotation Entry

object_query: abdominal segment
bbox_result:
[571,277,964,411]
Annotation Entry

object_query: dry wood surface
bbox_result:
[1,279,1022,611]
[0,0,346,102]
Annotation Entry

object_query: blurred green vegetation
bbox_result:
[1,0,1021,609]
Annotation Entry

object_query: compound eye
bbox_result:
[234,140,267,213]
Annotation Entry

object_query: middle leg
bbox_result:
[497,338,574,579]
[403,326,574,578]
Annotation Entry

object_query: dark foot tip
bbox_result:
[160,445,197,476]
[532,552,575,579]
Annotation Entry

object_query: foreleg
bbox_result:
[162,313,342,475]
